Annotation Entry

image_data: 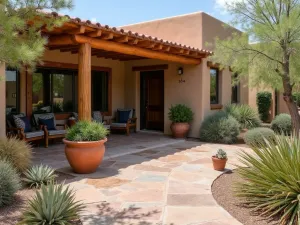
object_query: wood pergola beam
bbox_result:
[114,36,129,43]
[87,30,102,37]
[48,34,201,65]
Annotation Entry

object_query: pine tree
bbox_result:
[211,0,300,134]
[0,0,73,68]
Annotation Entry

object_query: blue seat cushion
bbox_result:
[13,116,31,132]
[39,118,56,130]
[117,110,131,123]
[25,131,44,139]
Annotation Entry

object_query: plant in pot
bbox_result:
[212,149,227,171]
[63,121,109,174]
[168,104,193,138]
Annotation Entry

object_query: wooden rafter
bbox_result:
[114,36,129,43]
[87,30,102,37]
[101,33,114,40]
[128,39,139,45]
[68,25,86,34]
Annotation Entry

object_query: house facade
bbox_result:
[1,12,247,138]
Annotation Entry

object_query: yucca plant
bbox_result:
[23,165,57,188]
[235,135,300,225]
[19,183,85,225]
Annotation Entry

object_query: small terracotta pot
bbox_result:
[170,122,190,138]
[63,138,107,174]
[212,156,227,171]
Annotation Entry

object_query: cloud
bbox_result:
[214,0,242,15]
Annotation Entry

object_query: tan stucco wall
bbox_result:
[0,63,5,138]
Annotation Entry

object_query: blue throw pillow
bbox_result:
[39,118,56,130]
[14,116,31,132]
[118,110,131,123]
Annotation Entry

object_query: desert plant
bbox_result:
[244,127,275,147]
[20,182,84,225]
[66,120,109,142]
[0,138,32,172]
[23,165,57,189]
[257,92,272,122]
[168,104,194,123]
[0,160,21,207]
[199,111,240,144]
[224,104,261,129]
[271,113,292,135]
[236,135,300,225]
[215,149,227,159]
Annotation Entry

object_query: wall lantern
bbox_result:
[178,67,184,75]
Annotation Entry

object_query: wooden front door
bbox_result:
[140,70,164,131]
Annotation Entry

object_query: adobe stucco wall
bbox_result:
[19,50,126,115]
[0,63,5,138]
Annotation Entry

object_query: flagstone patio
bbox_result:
[47,138,250,225]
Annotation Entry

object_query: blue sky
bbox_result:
[60,0,232,27]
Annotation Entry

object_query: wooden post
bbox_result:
[78,42,91,121]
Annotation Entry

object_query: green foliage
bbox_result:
[215,149,227,159]
[292,92,300,107]
[0,160,21,207]
[199,111,240,144]
[271,113,292,135]
[20,182,84,225]
[257,92,272,122]
[23,165,57,189]
[224,104,261,129]
[168,104,194,123]
[52,101,63,113]
[244,127,275,147]
[235,135,300,225]
[0,0,73,68]
[0,138,32,172]
[66,120,109,142]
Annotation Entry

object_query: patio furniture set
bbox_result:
[6,108,137,147]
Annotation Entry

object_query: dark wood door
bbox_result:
[140,70,164,131]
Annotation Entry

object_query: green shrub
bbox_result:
[215,149,227,159]
[23,165,57,189]
[199,111,240,144]
[0,160,21,207]
[66,120,109,142]
[244,127,275,147]
[168,104,194,123]
[292,92,300,107]
[236,135,300,225]
[271,113,292,135]
[257,92,272,122]
[20,183,85,224]
[0,138,32,172]
[224,104,261,129]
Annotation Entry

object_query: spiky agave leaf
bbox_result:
[235,135,300,225]
[19,182,85,225]
[23,164,57,188]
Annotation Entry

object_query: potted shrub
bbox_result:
[212,149,227,171]
[168,104,193,138]
[63,121,109,174]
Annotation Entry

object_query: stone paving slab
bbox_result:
[43,139,250,225]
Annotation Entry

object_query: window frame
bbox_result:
[5,67,20,114]
[210,68,219,104]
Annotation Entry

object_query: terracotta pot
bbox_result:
[170,122,190,138]
[63,138,107,174]
[212,156,227,171]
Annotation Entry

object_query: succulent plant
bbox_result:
[23,164,57,188]
[215,149,227,159]
[20,182,85,225]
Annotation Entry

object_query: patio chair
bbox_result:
[32,113,67,148]
[92,111,111,131]
[110,108,137,136]
[6,113,45,146]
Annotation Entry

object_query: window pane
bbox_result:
[210,69,218,104]
[32,72,46,113]
[92,71,109,112]
[6,70,17,115]
[52,73,73,113]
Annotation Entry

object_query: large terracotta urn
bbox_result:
[63,138,107,174]
[170,122,190,138]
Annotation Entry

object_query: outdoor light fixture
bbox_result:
[178,67,184,75]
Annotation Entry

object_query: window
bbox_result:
[231,73,240,103]
[210,68,219,104]
[5,68,19,115]
[32,67,110,113]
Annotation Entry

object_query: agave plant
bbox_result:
[20,183,85,225]
[235,135,300,225]
[23,165,57,188]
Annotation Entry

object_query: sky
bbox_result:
[60,0,234,27]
